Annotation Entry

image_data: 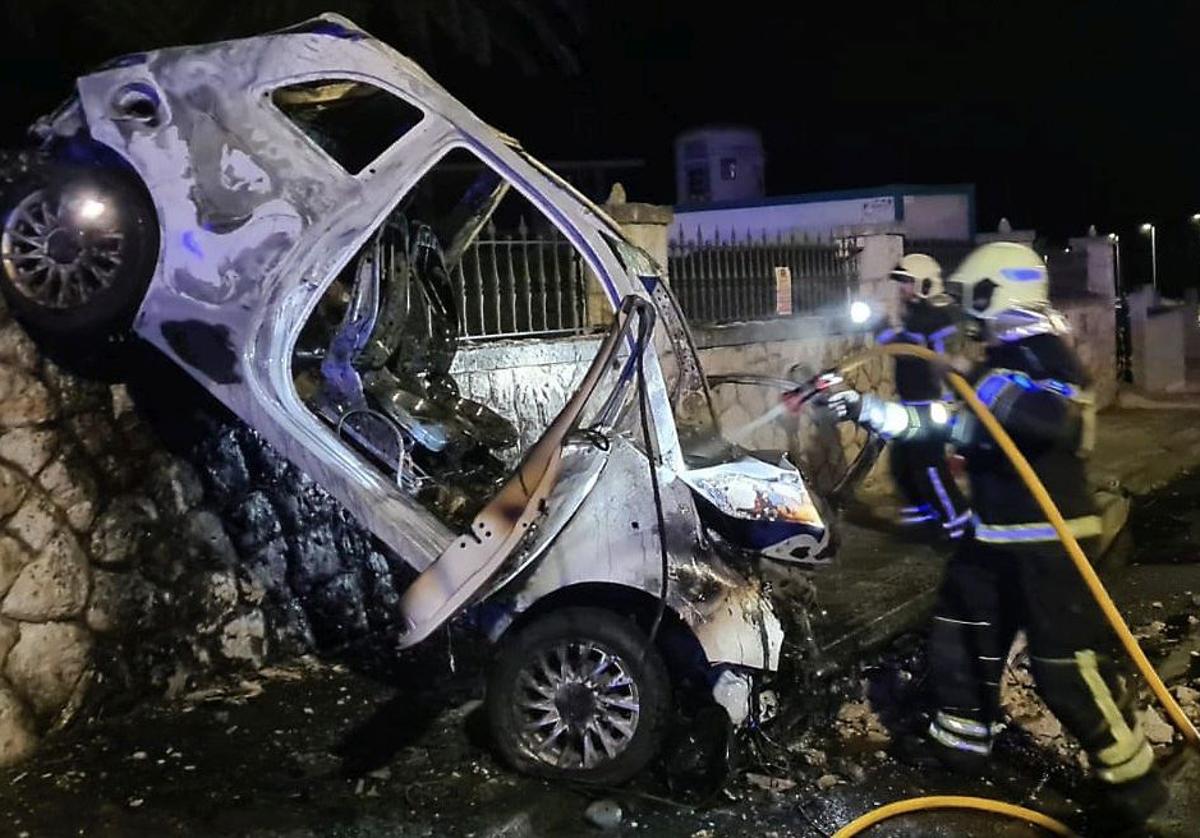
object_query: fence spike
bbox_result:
[517,215,529,237]
[485,218,497,238]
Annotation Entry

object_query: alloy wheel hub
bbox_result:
[514,640,641,770]
[1,188,124,310]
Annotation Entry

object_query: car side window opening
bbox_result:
[292,147,616,529]
[272,79,424,175]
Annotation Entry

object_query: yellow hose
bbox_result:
[821,343,1199,837]
[830,795,1073,838]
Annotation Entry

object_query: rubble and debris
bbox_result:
[1142,707,1175,746]
[816,773,840,791]
[794,747,827,767]
[839,760,868,783]
[1001,640,1075,756]
[584,799,622,830]
[744,772,796,793]
[833,696,891,746]
[1136,620,1168,639]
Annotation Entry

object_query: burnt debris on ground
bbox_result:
[3,450,1200,836]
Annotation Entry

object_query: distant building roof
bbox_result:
[675,182,975,213]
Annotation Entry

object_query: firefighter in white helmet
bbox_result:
[820,242,1167,829]
[875,253,970,540]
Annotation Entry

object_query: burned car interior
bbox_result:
[292,147,614,530]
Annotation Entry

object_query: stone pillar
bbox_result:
[603,184,675,278]
[854,232,905,283]
[849,231,905,321]
[975,217,1036,246]
[1068,234,1118,298]
[1185,288,1200,364]
[1128,287,1187,392]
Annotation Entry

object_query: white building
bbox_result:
[674,126,766,206]
[670,183,976,243]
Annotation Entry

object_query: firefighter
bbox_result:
[817,242,1168,828]
[876,254,971,540]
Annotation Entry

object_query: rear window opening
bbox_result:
[273,80,423,174]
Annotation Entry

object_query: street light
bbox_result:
[1140,222,1157,292]
[1108,232,1122,297]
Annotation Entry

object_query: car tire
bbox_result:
[486,606,672,785]
[0,158,159,341]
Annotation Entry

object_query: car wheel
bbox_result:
[0,160,158,340]
[486,606,672,785]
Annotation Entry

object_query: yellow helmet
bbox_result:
[947,242,1048,319]
[890,253,943,299]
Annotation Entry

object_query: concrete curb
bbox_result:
[1116,389,1200,410]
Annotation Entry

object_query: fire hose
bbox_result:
[788,342,1200,837]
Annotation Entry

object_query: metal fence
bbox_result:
[450,219,588,340]
[668,229,860,324]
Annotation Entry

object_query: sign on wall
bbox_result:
[774,266,793,315]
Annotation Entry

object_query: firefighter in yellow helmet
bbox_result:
[821,242,1167,830]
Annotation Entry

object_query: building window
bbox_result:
[686,166,710,202]
[720,157,737,181]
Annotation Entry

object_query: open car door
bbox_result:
[396,295,655,647]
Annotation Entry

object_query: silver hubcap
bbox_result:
[1,188,123,309]
[515,640,641,771]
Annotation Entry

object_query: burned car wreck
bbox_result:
[0,14,841,783]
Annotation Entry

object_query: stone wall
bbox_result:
[694,294,1119,492]
[1127,288,1190,394]
[449,337,602,456]
[0,303,415,767]
[0,307,271,766]
[1057,295,1119,408]
[691,318,890,494]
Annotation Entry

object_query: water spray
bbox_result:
[709,294,881,452]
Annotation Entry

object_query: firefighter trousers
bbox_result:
[927,538,1155,786]
[890,438,970,539]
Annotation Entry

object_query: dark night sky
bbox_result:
[0,1,1197,288]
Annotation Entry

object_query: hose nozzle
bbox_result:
[781,371,844,413]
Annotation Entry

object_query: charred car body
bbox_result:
[0,15,840,783]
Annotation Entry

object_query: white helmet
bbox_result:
[890,253,943,299]
[947,242,1048,319]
